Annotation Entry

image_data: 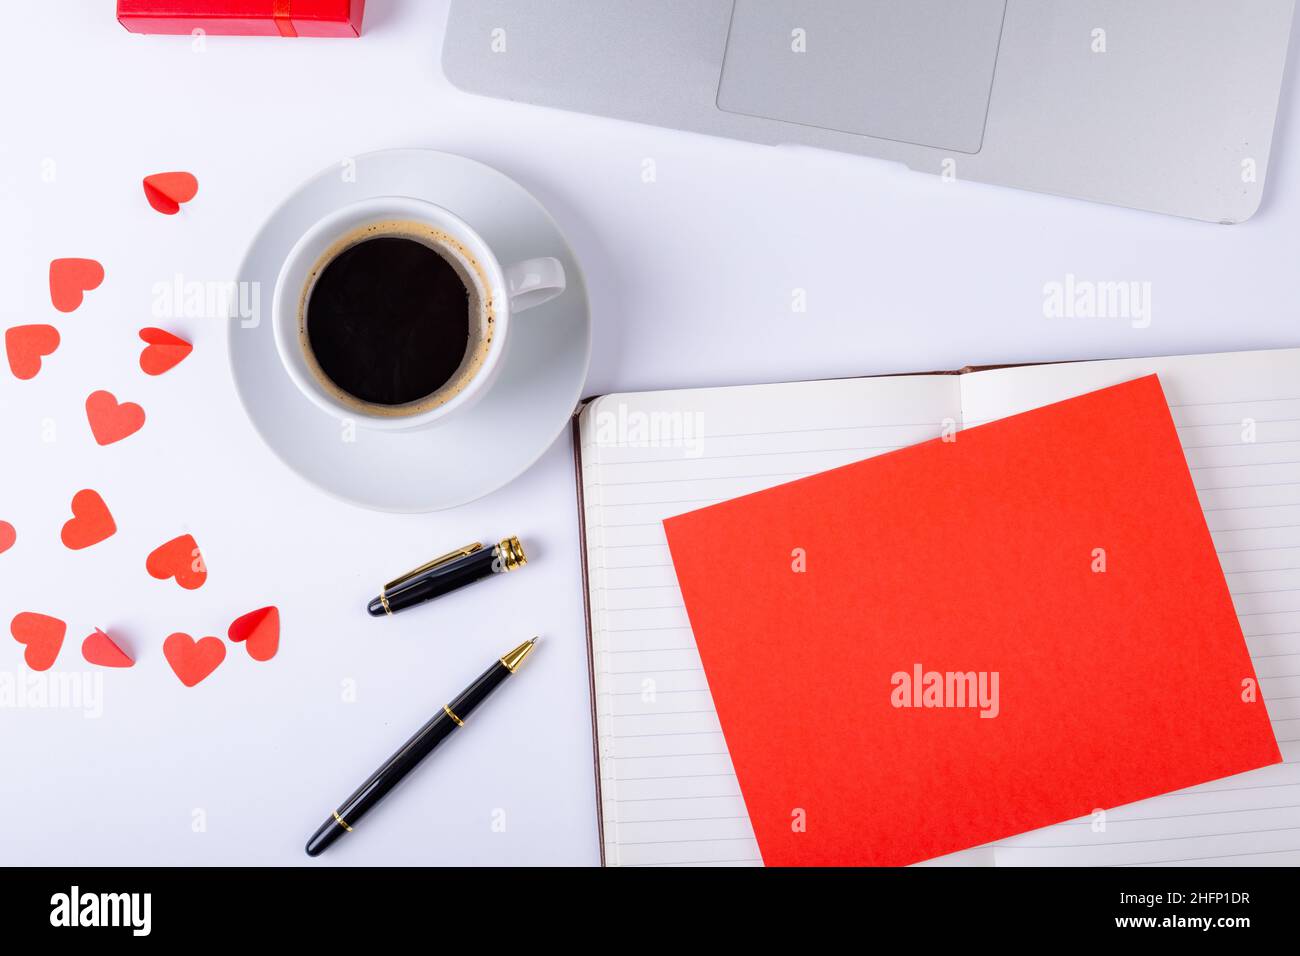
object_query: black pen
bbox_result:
[367,537,527,617]
[304,637,539,857]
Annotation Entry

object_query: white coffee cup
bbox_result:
[271,196,565,430]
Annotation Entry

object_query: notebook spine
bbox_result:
[573,403,619,866]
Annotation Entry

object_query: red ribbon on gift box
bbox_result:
[273,0,296,37]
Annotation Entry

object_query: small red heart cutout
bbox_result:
[146,534,207,590]
[10,612,66,671]
[138,327,192,375]
[163,632,225,687]
[5,325,60,380]
[143,172,199,215]
[85,390,146,446]
[228,606,280,662]
[82,628,134,668]
[0,521,15,555]
[49,258,104,313]
[60,489,117,550]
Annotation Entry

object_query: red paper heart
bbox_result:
[163,632,225,687]
[143,172,199,215]
[5,325,60,380]
[0,521,15,555]
[82,628,134,668]
[228,606,280,662]
[10,612,66,671]
[138,327,192,375]
[146,534,206,590]
[49,258,104,313]
[60,489,117,550]
[85,390,146,446]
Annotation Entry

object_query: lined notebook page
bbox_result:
[578,375,963,866]
[959,348,1300,866]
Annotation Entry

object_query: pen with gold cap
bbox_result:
[305,637,539,858]
[367,536,527,617]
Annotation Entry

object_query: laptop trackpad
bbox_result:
[717,0,1006,154]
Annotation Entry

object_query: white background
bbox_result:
[0,1,1297,865]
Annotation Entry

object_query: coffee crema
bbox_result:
[297,219,495,417]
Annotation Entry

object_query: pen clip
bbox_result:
[382,542,484,596]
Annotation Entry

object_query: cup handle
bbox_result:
[503,257,566,313]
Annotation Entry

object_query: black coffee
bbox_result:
[305,234,475,407]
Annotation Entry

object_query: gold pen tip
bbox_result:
[500,637,539,673]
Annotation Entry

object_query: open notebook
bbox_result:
[573,347,1300,867]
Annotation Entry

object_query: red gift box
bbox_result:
[118,1,364,37]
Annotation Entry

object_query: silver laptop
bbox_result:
[443,0,1296,223]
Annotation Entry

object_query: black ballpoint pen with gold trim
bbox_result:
[304,637,538,858]
[366,537,527,617]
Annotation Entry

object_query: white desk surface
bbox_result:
[1,1,1297,865]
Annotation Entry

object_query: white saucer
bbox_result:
[229,150,591,512]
